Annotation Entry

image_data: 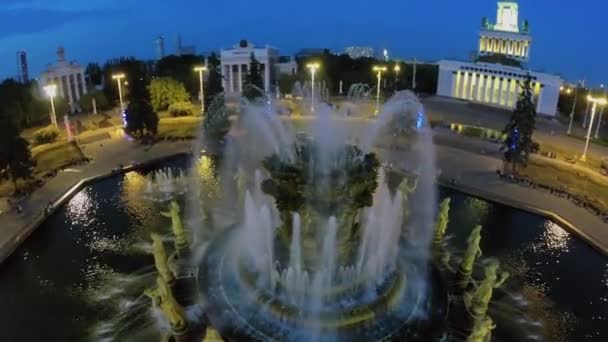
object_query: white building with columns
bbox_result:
[436,1,562,116]
[220,41,279,96]
[39,46,87,113]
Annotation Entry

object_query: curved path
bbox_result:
[0,122,606,264]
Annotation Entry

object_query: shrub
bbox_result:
[461,125,485,138]
[33,126,60,145]
[168,102,194,117]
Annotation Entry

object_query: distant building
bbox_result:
[220,40,279,95]
[295,48,327,59]
[478,0,532,63]
[277,56,298,75]
[39,46,87,112]
[16,50,29,83]
[154,36,165,60]
[345,46,374,59]
[176,34,196,56]
[436,1,561,116]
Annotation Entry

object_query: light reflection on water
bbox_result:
[66,188,96,226]
[535,221,571,255]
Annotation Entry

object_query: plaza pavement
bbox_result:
[423,96,608,162]
[0,119,607,264]
[0,135,190,263]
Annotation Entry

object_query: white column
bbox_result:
[238,64,243,93]
[228,64,234,93]
[264,62,270,92]
[66,73,74,108]
[504,79,512,106]
[80,73,87,96]
[480,76,488,103]
[489,77,496,103]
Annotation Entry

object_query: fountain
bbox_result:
[90,90,540,341]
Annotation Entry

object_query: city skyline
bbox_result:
[0,0,606,84]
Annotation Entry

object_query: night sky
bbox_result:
[0,0,605,85]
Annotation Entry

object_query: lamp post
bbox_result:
[306,62,320,112]
[595,84,606,139]
[194,66,207,113]
[567,82,580,136]
[394,64,401,91]
[581,95,607,162]
[112,73,126,112]
[373,65,387,115]
[43,84,58,127]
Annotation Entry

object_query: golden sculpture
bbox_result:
[433,198,451,246]
[459,225,483,287]
[144,276,188,334]
[466,315,496,342]
[465,259,509,319]
[151,233,175,285]
[161,200,188,250]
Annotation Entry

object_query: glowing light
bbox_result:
[43,84,57,97]
[194,66,207,72]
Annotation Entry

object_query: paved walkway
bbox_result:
[0,135,190,263]
[0,122,606,264]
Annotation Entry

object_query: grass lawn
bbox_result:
[157,116,202,140]
[0,141,86,197]
[519,155,608,212]
[31,141,86,175]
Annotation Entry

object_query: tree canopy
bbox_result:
[243,53,265,101]
[102,57,149,106]
[204,52,224,111]
[78,90,110,113]
[0,109,36,190]
[148,77,190,112]
[85,62,103,88]
[155,54,206,99]
[125,67,158,137]
[502,75,537,172]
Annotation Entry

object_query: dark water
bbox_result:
[0,158,605,341]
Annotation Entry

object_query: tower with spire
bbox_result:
[479,1,531,64]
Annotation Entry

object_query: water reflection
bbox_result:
[196,155,220,200]
[66,188,95,226]
[531,221,571,257]
[463,196,490,224]
[122,171,156,227]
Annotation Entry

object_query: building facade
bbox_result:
[220,41,279,95]
[16,50,29,83]
[345,46,374,59]
[277,56,298,75]
[154,35,165,60]
[479,1,531,63]
[436,1,562,116]
[39,46,87,112]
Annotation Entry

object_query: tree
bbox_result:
[502,74,537,173]
[204,52,224,111]
[102,57,148,106]
[155,54,206,99]
[203,95,230,145]
[148,77,190,112]
[476,53,522,68]
[0,112,35,191]
[243,53,265,101]
[125,71,158,137]
[78,90,110,113]
[85,62,103,88]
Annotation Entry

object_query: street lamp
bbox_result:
[595,84,606,139]
[306,62,320,112]
[373,65,387,115]
[581,95,607,161]
[194,66,207,113]
[112,73,126,112]
[567,81,581,136]
[394,64,401,91]
[43,84,58,127]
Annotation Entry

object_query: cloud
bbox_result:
[0,8,117,39]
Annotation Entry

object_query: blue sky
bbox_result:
[0,0,606,85]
